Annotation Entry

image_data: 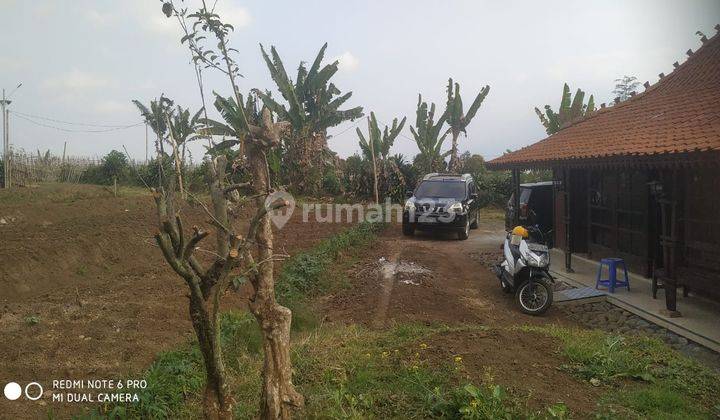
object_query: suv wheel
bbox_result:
[457,218,470,240]
[402,222,415,236]
[469,211,479,229]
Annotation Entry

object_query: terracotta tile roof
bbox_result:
[488,28,720,169]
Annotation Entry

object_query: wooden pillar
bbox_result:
[660,170,681,317]
[586,169,592,258]
[564,168,574,272]
[512,168,520,226]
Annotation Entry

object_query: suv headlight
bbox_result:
[447,202,464,213]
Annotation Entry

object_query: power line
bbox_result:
[12,112,143,133]
[375,117,417,143]
[328,119,362,138]
[12,110,141,128]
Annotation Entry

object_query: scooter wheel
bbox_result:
[515,277,553,315]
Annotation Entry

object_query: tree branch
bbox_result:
[187,190,232,234]
[184,226,210,260]
[222,182,250,196]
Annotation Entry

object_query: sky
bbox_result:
[1,0,719,163]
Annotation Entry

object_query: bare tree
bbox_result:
[147,2,305,418]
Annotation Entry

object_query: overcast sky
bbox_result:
[1,0,718,163]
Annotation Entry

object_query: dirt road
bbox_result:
[322,215,602,415]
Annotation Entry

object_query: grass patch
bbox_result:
[518,324,720,418]
[83,322,575,419]
[79,221,385,419]
[276,220,386,331]
[283,323,568,419]
[479,205,505,221]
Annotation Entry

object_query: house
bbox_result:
[487,26,720,316]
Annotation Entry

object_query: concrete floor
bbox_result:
[549,249,720,353]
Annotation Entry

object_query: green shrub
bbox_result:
[322,170,342,196]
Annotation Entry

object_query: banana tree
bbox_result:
[132,96,174,146]
[409,94,449,174]
[254,43,363,194]
[168,105,205,151]
[445,78,490,172]
[534,83,595,135]
[356,112,407,202]
[356,112,406,161]
[132,96,175,185]
[198,93,265,149]
[166,105,204,197]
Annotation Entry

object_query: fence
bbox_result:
[2,150,101,186]
[1,149,201,187]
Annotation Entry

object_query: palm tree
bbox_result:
[410,94,449,174]
[444,78,490,172]
[356,112,407,202]
[534,83,595,135]
[254,43,364,194]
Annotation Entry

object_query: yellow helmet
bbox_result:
[512,226,529,238]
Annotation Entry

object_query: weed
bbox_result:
[24,315,40,325]
[276,220,386,330]
[517,324,720,417]
[611,386,706,419]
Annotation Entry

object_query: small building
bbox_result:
[487,26,720,315]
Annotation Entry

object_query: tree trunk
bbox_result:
[167,116,186,199]
[448,130,460,173]
[369,140,379,204]
[285,131,326,195]
[246,141,304,419]
[189,294,233,420]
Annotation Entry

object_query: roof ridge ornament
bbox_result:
[696,30,708,44]
[643,81,650,89]
[673,61,680,69]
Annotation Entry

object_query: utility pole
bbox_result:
[1,89,10,189]
[1,84,21,189]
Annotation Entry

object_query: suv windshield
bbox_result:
[415,180,466,200]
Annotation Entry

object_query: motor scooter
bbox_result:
[493,225,554,315]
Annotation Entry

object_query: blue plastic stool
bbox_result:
[595,258,630,293]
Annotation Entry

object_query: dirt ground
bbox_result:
[0,184,350,418]
[2,185,601,418]
[320,217,603,416]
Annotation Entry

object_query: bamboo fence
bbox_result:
[3,149,99,186]
[2,149,199,187]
